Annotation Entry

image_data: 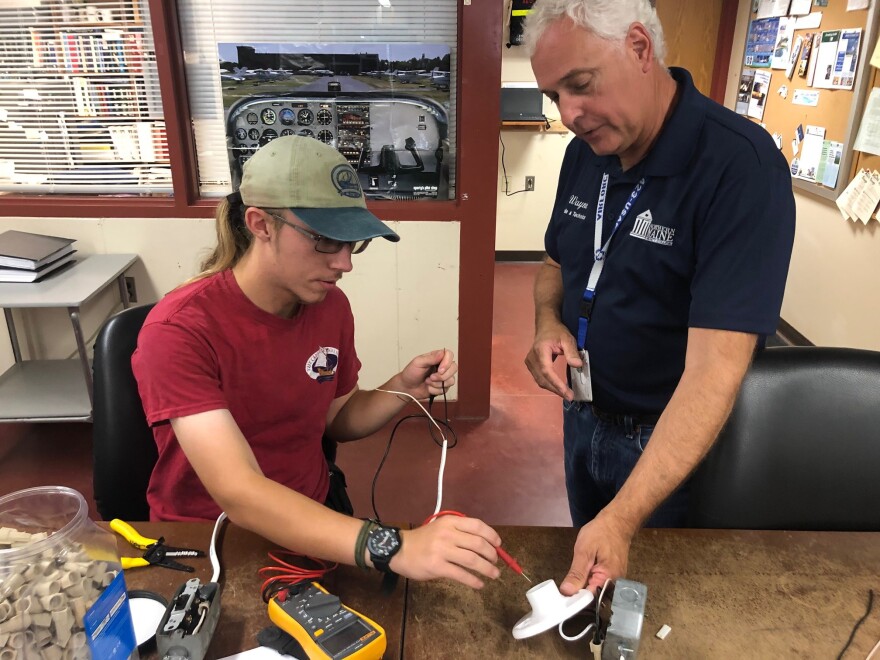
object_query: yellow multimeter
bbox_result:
[267,581,386,660]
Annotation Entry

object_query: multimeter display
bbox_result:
[321,620,371,655]
[268,582,386,660]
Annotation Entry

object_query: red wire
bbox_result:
[420,510,526,577]
[259,550,337,598]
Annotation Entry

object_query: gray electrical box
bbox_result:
[601,579,647,660]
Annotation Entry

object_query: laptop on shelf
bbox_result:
[500,87,546,123]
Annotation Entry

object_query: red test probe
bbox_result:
[423,510,532,583]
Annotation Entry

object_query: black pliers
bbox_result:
[111,519,206,572]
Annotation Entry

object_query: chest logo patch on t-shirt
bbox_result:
[306,346,339,383]
[630,210,675,246]
[562,195,590,220]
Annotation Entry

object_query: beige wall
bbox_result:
[496,52,570,252]
[0,217,461,393]
[725,0,880,350]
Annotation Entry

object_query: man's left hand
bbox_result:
[399,348,457,400]
[560,512,633,596]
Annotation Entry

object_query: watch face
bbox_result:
[367,527,400,557]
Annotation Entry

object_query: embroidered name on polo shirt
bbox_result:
[630,211,675,246]
[563,195,590,220]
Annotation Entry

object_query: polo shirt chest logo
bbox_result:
[630,210,675,247]
[562,195,590,220]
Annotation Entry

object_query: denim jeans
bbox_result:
[562,400,691,528]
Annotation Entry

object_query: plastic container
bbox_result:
[0,486,138,659]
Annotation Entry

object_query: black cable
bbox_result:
[499,135,529,196]
[371,382,456,522]
[837,589,874,660]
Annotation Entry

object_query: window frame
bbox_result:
[0,0,479,222]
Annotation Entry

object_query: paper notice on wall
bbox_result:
[854,87,880,156]
[847,0,869,10]
[792,89,820,105]
[835,170,866,220]
[816,140,843,189]
[794,12,822,30]
[794,125,826,182]
[785,35,804,78]
[756,0,791,19]
[812,29,862,90]
[871,34,880,68]
[736,69,756,114]
[748,70,772,120]
[807,33,822,84]
[771,17,796,69]
[851,170,880,224]
[838,169,880,224]
[788,0,812,14]
[745,17,780,68]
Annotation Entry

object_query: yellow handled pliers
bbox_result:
[111,519,205,572]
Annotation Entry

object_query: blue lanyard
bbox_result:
[576,173,647,349]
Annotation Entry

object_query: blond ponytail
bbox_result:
[184,195,285,285]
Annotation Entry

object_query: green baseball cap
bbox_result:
[238,135,400,243]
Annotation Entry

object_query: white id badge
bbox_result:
[570,349,593,402]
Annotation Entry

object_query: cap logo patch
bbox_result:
[331,164,362,199]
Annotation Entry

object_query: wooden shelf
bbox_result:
[501,121,569,134]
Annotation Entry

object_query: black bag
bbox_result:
[324,461,354,516]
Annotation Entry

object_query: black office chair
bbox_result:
[92,303,342,521]
[690,346,880,531]
[92,303,156,521]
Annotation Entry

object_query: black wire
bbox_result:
[837,589,874,660]
[371,383,457,522]
[499,135,529,196]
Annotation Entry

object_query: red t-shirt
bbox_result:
[131,269,360,521]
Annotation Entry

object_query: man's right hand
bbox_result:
[390,515,503,589]
[525,320,583,400]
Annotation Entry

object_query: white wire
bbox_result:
[557,577,610,643]
[867,636,880,660]
[209,511,227,583]
[597,578,611,610]
[375,388,449,515]
[558,620,595,642]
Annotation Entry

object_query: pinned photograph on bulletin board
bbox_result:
[507,0,536,48]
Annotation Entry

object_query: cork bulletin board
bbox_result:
[737,0,880,201]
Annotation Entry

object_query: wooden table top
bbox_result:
[405,527,880,659]
[114,524,880,659]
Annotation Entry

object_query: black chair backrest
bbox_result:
[92,304,156,521]
[690,346,880,531]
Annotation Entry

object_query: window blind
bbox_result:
[176,0,458,197]
[0,0,170,195]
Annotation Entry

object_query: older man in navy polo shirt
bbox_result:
[522,0,795,596]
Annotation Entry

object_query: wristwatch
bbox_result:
[365,524,402,574]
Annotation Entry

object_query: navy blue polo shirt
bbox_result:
[545,67,795,415]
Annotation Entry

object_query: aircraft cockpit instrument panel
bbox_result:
[226,93,449,200]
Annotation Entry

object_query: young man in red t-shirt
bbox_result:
[133,136,502,589]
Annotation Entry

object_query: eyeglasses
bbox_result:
[266,212,371,255]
